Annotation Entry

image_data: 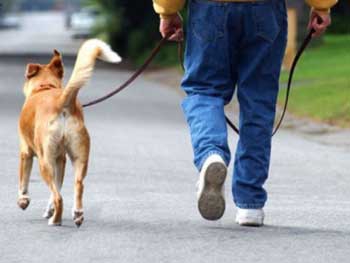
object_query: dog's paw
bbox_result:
[48,217,62,226]
[73,210,84,228]
[17,195,31,210]
[42,208,54,219]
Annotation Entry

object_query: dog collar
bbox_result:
[32,83,59,94]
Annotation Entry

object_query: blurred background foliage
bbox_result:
[84,0,183,66]
[328,0,350,35]
[0,0,16,15]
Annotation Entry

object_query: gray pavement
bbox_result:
[1,57,350,263]
[1,11,350,263]
[0,12,82,56]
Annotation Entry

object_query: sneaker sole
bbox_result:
[198,162,227,221]
[235,216,264,227]
[236,220,264,227]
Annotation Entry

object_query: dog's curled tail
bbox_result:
[60,39,122,108]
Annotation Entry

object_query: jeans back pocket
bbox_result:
[190,0,226,43]
[252,2,280,43]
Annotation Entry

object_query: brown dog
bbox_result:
[17,39,121,227]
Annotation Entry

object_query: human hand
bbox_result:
[308,10,332,38]
[159,13,184,42]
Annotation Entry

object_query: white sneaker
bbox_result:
[235,208,265,227]
[197,154,227,221]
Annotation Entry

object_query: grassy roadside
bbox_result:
[278,35,350,127]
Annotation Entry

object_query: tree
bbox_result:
[85,0,180,65]
[329,0,350,34]
[0,0,15,16]
[86,0,162,62]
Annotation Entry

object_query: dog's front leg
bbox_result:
[17,147,34,210]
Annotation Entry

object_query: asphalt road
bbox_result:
[1,11,350,263]
[1,55,350,263]
[0,12,82,56]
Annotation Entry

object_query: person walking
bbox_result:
[153,0,337,226]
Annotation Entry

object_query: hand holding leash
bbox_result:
[159,13,184,42]
[308,11,331,38]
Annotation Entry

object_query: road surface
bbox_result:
[0,12,82,56]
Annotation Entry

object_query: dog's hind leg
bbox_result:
[43,194,54,219]
[39,158,63,226]
[43,154,66,219]
[68,133,90,228]
[17,140,34,210]
[71,158,88,228]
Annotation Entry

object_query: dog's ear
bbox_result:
[53,49,60,57]
[49,50,64,79]
[25,64,41,79]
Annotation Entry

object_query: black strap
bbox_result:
[271,28,315,136]
[225,28,315,136]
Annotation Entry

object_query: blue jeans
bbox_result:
[181,0,288,209]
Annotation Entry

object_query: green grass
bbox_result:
[279,35,350,127]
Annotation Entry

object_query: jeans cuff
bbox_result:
[198,151,229,171]
[235,203,265,209]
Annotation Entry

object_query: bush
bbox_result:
[85,0,181,66]
[328,0,350,34]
